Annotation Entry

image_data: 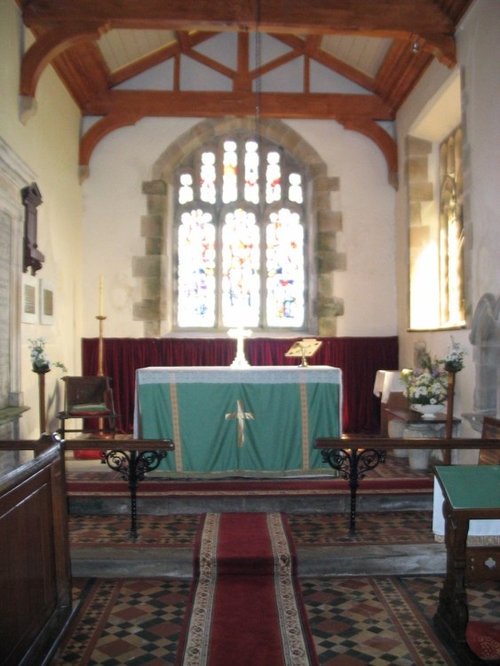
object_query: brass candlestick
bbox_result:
[96,315,106,376]
[96,314,106,436]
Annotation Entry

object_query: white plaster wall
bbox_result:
[395,0,500,437]
[81,117,199,338]
[287,119,397,337]
[82,116,397,338]
[0,0,83,438]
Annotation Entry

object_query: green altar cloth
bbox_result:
[134,366,342,474]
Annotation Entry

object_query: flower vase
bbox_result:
[33,365,50,374]
[411,404,445,419]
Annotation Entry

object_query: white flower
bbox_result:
[29,338,67,372]
[440,337,466,373]
[401,359,447,406]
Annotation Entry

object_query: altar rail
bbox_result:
[82,336,398,434]
[316,435,500,452]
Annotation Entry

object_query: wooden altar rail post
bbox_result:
[316,435,500,533]
[63,437,175,539]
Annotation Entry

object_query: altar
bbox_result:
[134,366,342,474]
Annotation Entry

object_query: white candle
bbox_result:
[98,275,104,316]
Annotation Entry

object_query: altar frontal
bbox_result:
[135,366,342,475]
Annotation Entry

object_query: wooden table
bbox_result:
[433,465,500,662]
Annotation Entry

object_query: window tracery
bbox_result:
[175,136,307,331]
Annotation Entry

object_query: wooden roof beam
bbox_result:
[81,89,393,120]
[78,95,396,180]
[22,0,456,35]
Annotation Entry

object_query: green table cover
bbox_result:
[135,366,342,474]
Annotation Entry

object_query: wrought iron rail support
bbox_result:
[101,443,174,540]
[320,447,386,534]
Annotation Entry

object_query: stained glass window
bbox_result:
[222,209,260,327]
[223,141,238,204]
[266,208,304,327]
[177,209,216,327]
[175,137,306,330]
[265,151,281,204]
[244,140,259,204]
[200,151,216,204]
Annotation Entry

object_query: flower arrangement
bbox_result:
[29,337,67,373]
[439,337,466,373]
[400,352,448,406]
[401,338,466,406]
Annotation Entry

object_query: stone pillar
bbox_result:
[469,293,500,425]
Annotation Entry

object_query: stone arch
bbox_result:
[134,118,344,336]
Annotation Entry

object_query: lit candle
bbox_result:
[98,275,104,316]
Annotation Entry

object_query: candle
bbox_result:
[98,275,104,316]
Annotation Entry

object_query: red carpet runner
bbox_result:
[175,512,318,666]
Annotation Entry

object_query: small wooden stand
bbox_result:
[35,368,50,434]
[444,370,456,465]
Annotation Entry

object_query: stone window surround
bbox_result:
[134,118,345,337]
[406,92,499,428]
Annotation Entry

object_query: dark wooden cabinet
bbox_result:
[0,442,71,665]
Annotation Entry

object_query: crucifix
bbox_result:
[225,400,255,446]
[228,327,252,368]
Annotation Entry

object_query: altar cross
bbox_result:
[225,399,255,446]
[228,327,252,368]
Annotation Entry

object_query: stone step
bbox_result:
[68,489,432,516]
[70,541,445,579]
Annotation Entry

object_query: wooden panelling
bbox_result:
[0,445,71,666]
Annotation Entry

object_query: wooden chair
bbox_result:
[58,375,117,439]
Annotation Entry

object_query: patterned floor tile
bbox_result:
[69,510,435,548]
[53,576,500,665]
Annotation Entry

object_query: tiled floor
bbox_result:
[68,510,437,548]
[52,573,499,665]
[56,451,499,664]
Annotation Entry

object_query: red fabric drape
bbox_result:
[82,336,398,435]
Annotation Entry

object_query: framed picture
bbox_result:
[22,274,38,324]
[40,279,54,325]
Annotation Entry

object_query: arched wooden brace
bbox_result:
[79,113,142,182]
[341,118,398,189]
[20,25,101,120]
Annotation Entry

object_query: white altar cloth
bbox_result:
[373,369,405,403]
